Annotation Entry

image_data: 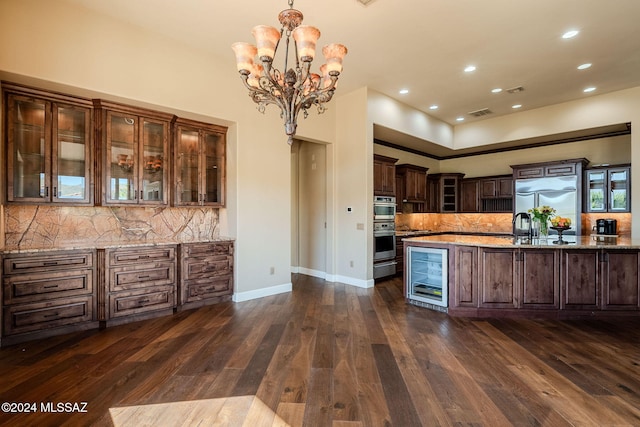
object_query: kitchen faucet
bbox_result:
[513,212,532,241]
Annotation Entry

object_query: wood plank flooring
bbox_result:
[1,274,639,426]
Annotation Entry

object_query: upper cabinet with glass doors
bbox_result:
[3,84,93,205]
[173,118,227,207]
[94,101,173,206]
[585,165,631,213]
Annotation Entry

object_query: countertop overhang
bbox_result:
[402,233,635,249]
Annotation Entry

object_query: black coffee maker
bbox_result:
[596,218,617,235]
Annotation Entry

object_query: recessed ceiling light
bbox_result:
[577,63,592,70]
[512,104,522,109]
[464,65,476,73]
[456,117,465,122]
[562,30,579,39]
[584,87,596,93]
[429,105,438,110]
[399,89,409,94]
[491,88,502,93]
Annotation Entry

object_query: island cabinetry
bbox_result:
[178,241,234,310]
[2,250,97,345]
[519,248,559,309]
[174,118,227,207]
[478,248,518,308]
[560,249,600,310]
[373,154,397,196]
[3,83,94,205]
[600,250,639,310]
[452,246,478,307]
[94,100,173,206]
[99,245,177,326]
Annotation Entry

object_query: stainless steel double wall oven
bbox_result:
[373,196,397,278]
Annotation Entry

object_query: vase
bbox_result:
[539,220,549,238]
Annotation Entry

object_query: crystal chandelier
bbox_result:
[232,0,347,145]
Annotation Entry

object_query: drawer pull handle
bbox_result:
[43,262,59,266]
[138,275,151,280]
[43,285,59,289]
[44,312,59,318]
[138,255,150,259]
[139,299,150,305]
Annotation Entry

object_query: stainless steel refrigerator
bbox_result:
[514,176,579,235]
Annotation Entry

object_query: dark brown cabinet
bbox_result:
[585,166,630,213]
[519,248,559,309]
[478,248,518,308]
[179,241,234,310]
[460,179,480,212]
[452,246,478,307]
[100,245,177,325]
[512,158,588,179]
[174,118,227,207]
[396,164,428,212]
[3,83,94,205]
[427,173,464,212]
[95,101,172,206]
[481,176,513,198]
[560,249,600,310]
[2,250,97,345]
[373,154,397,196]
[602,250,640,310]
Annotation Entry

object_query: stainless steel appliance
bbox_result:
[373,196,397,279]
[406,246,448,309]
[514,176,579,236]
[373,195,396,221]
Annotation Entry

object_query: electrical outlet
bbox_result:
[350,260,354,267]
[270,267,275,275]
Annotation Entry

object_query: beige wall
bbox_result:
[0,0,338,299]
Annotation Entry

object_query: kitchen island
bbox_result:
[403,234,640,318]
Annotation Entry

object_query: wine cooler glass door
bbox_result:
[407,247,448,307]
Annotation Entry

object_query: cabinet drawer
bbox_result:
[183,276,233,303]
[4,296,94,336]
[183,255,232,280]
[109,263,175,292]
[4,269,93,305]
[4,251,94,275]
[183,242,233,257]
[109,287,174,318]
[108,246,175,266]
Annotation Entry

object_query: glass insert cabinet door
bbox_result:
[175,121,226,207]
[586,170,606,212]
[107,112,137,203]
[105,111,169,205]
[609,168,629,211]
[6,93,92,204]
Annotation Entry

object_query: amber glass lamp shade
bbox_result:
[292,25,321,62]
[322,43,348,74]
[231,42,257,73]
[252,25,281,60]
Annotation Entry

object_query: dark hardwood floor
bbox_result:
[1,274,639,426]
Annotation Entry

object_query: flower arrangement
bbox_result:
[528,205,556,237]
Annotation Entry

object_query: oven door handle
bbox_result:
[374,231,396,237]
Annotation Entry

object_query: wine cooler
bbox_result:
[406,246,448,308]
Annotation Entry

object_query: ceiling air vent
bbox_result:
[357,0,376,5]
[468,108,493,117]
[507,86,525,94]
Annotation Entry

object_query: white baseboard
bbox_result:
[232,282,293,302]
[325,274,375,288]
[298,267,326,279]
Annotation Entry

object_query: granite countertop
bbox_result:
[1,236,235,254]
[402,233,637,249]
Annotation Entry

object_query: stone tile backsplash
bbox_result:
[4,205,219,250]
